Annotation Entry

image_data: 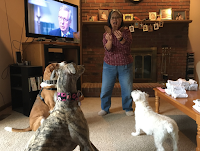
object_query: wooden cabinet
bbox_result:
[10,65,43,116]
[22,41,81,90]
[22,41,81,70]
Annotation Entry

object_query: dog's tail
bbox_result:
[166,122,179,151]
[4,126,32,132]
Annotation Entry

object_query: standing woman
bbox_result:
[98,9,134,116]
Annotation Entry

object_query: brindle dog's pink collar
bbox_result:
[57,91,82,102]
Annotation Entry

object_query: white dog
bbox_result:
[131,90,179,151]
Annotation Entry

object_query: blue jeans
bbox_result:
[100,62,133,112]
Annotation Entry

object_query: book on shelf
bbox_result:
[36,76,43,90]
[29,77,37,91]
[28,76,43,92]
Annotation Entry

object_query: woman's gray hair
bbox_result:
[110,9,122,17]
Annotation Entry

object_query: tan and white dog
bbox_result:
[5,62,84,132]
[131,90,179,151]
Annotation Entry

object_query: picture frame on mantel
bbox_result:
[98,9,109,21]
[87,15,98,21]
[123,14,134,21]
[173,10,186,20]
[149,12,157,21]
[159,8,172,20]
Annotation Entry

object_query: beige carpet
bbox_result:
[0,97,197,151]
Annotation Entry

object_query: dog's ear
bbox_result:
[67,63,76,74]
[76,65,85,78]
[139,91,149,101]
[50,70,57,80]
[49,63,58,72]
[144,92,149,101]
[43,63,57,80]
[65,63,85,78]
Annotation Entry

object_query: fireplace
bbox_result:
[131,47,157,83]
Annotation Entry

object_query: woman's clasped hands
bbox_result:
[113,30,122,41]
[105,33,112,41]
[105,30,122,41]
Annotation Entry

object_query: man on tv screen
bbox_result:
[49,5,74,38]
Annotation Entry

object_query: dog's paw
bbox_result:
[4,127,12,132]
[131,132,139,136]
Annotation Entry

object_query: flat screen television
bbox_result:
[24,0,78,41]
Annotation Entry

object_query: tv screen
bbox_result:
[24,0,78,41]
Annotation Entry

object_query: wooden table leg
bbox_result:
[196,123,200,151]
[155,92,160,114]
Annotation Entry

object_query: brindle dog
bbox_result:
[25,63,98,151]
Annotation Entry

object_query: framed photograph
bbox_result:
[134,21,139,28]
[159,21,164,27]
[157,15,161,21]
[87,15,98,21]
[139,22,143,29]
[173,10,186,20]
[149,12,157,21]
[123,14,134,21]
[129,25,134,32]
[154,23,159,30]
[143,25,148,32]
[160,8,172,20]
[98,9,109,21]
[148,24,153,32]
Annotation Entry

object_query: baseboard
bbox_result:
[0,102,12,112]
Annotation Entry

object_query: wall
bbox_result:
[0,0,80,109]
[188,0,200,86]
[81,0,191,83]
[0,0,25,109]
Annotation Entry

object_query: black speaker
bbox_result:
[16,52,22,63]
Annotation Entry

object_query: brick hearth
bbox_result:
[82,82,164,97]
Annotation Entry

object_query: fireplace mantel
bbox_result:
[82,20,192,25]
